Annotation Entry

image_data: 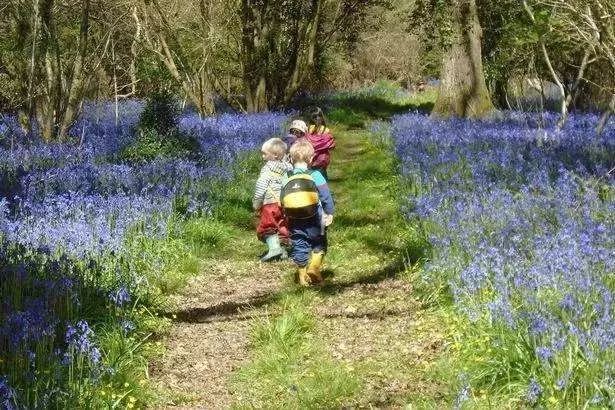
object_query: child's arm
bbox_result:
[311,170,334,215]
[252,166,269,210]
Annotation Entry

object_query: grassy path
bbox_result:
[151,121,451,408]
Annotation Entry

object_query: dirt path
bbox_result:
[150,258,289,408]
[150,126,447,408]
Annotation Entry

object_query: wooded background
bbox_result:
[1,0,613,140]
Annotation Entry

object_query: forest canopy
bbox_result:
[0,0,614,138]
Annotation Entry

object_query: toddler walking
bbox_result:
[284,116,335,180]
[307,107,336,180]
[253,138,293,262]
[280,140,334,285]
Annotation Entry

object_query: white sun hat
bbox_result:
[289,119,308,134]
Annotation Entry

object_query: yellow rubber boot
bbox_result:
[296,266,311,286]
[306,251,325,285]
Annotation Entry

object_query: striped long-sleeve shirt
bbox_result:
[252,160,293,210]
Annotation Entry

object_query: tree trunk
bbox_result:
[245,75,268,112]
[596,94,614,135]
[57,0,91,141]
[431,0,494,118]
[491,76,510,110]
[139,0,215,116]
[241,0,269,112]
[282,0,322,105]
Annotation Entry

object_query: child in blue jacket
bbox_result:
[281,139,334,285]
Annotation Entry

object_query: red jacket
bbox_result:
[306,125,335,170]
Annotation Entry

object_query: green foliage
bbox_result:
[307,82,436,128]
[139,90,180,136]
[134,52,180,97]
[328,107,366,128]
[232,295,360,408]
[209,154,262,230]
[182,218,234,249]
[87,318,161,409]
[119,92,199,163]
[119,128,197,163]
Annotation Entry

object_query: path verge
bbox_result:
[151,119,452,408]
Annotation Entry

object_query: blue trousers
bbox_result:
[289,217,327,267]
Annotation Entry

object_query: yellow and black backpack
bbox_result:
[281,171,319,220]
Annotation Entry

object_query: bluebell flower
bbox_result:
[555,372,570,390]
[64,320,101,365]
[526,378,542,405]
[0,376,15,410]
[453,383,470,409]
[119,319,135,334]
[535,346,553,362]
[109,287,131,307]
[391,111,614,401]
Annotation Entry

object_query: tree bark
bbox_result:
[431,0,494,118]
[283,0,323,105]
[558,49,592,127]
[241,0,269,112]
[139,0,215,116]
[596,93,614,135]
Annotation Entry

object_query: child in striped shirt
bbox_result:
[253,138,293,262]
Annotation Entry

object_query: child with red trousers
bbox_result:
[253,138,293,261]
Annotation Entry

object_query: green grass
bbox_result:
[231,294,360,409]
[311,80,437,128]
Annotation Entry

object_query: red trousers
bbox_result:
[256,203,289,244]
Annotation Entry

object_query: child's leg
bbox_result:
[289,232,310,267]
[271,203,290,246]
[307,233,327,284]
[257,204,284,240]
[289,230,312,285]
[258,204,285,261]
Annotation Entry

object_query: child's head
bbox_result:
[289,139,314,165]
[261,138,287,161]
[310,107,326,127]
[289,119,308,137]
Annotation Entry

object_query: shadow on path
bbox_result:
[167,256,414,324]
[319,258,407,295]
[168,292,280,324]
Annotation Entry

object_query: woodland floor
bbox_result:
[150,119,451,408]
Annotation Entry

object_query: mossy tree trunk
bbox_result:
[431,0,494,119]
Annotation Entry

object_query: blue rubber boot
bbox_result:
[261,234,285,262]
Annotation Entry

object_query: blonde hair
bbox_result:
[289,139,314,164]
[262,138,287,159]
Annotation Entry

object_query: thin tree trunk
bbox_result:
[283,0,322,105]
[57,0,90,141]
[558,49,592,127]
[596,94,614,135]
[130,5,141,96]
[241,0,268,112]
[523,1,569,125]
[26,0,41,133]
[431,0,494,118]
[140,0,215,115]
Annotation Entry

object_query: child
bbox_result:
[306,108,335,180]
[284,119,309,146]
[284,116,335,180]
[253,138,293,262]
[280,139,334,285]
